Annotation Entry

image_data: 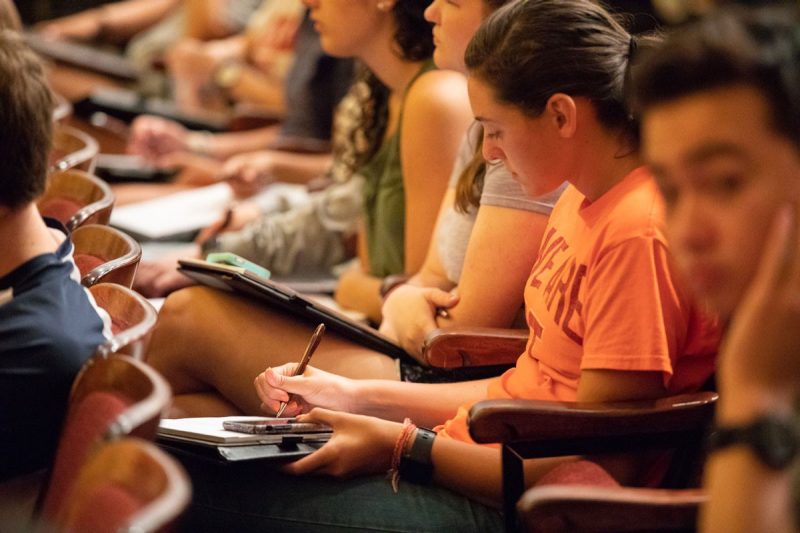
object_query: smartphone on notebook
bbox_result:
[205,252,271,281]
[222,420,331,435]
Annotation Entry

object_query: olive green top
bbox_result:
[360,60,436,278]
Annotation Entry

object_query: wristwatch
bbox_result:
[707,414,800,470]
[379,274,410,300]
[398,427,436,484]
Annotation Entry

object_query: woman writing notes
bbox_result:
[146,0,559,418]
[173,1,719,531]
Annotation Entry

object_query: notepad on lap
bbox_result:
[157,416,331,463]
[157,416,331,446]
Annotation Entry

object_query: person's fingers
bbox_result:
[423,288,460,309]
[220,158,245,181]
[297,407,338,425]
[283,439,336,475]
[283,409,340,474]
[751,203,795,293]
[194,219,224,244]
[254,370,290,405]
[264,364,312,396]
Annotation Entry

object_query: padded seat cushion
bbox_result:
[39,198,84,224]
[74,254,106,277]
[70,482,143,532]
[536,460,620,488]
[42,391,132,520]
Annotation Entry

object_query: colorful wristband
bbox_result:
[398,427,436,485]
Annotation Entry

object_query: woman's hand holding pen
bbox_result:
[283,409,401,478]
[194,201,262,245]
[220,151,276,198]
[379,285,460,363]
[254,364,356,418]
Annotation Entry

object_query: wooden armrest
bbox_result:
[422,326,528,368]
[518,486,705,533]
[468,392,717,456]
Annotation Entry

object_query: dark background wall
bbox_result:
[14,0,114,25]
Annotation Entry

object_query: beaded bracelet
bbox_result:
[387,418,416,493]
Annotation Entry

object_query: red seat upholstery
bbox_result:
[69,483,143,533]
[41,391,132,520]
[71,225,141,288]
[52,439,191,533]
[37,354,171,525]
[535,460,620,489]
[37,170,114,231]
[38,197,85,226]
[74,253,106,277]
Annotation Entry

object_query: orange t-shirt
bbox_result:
[437,167,719,443]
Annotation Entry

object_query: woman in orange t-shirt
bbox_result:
[176,1,719,530]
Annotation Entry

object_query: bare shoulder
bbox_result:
[404,69,469,119]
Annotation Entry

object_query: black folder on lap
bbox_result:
[177,259,409,361]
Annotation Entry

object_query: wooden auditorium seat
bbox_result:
[38,169,114,230]
[54,438,191,533]
[39,353,171,524]
[71,224,141,288]
[468,391,717,532]
[49,123,100,174]
[516,483,705,532]
[89,283,158,359]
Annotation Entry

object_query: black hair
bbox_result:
[465,0,643,142]
[634,2,800,144]
[0,30,54,209]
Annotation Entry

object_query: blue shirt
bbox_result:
[0,220,107,481]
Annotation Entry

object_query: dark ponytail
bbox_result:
[465,0,643,143]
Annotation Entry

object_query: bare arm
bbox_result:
[333,263,384,324]
[38,0,179,43]
[700,207,800,533]
[195,127,280,160]
[353,377,490,427]
[702,388,796,533]
[404,188,458,290]
[381,198,549,357]
[335,71,471,320]
[400,70,474,273]
[268,366,668,507]
[224,65,286,111]
[435,206,548,329]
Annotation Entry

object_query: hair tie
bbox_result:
[628,35,638,60]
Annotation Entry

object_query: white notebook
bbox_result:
[158,416,330,447]
[111,183,309,241]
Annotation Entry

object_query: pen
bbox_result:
[197,203,235,247]
[276,323,326,417]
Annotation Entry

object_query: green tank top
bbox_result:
[360,61,436,278]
